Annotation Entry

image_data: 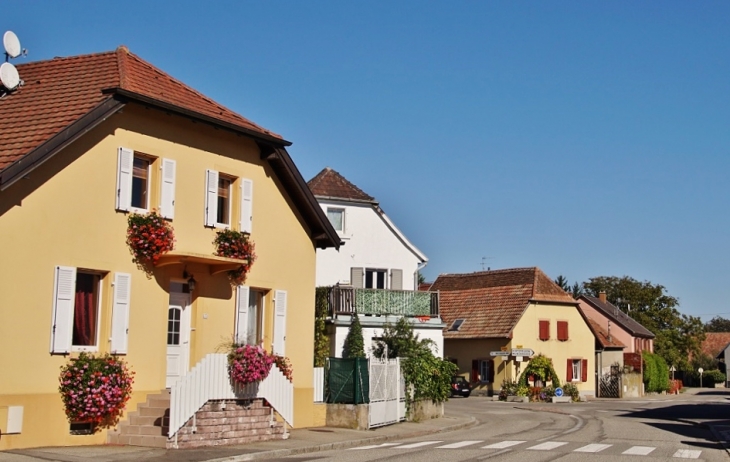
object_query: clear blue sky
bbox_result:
[7,2,730,321]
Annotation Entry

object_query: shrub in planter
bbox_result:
[702,370,726,386]
[227,344,274,386]
[126,210,175,277]
[213,229,257,285]
[562,382,580,402]
[58,353,134,431]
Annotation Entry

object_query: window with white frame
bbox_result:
[235,286,265,346]
[72,272,102,349]
[116,147,176,219]
[327,207,345,232]
[205,170,253,232]
[217,175,233,226]
[572,359,581,382]
[131,155,151,210]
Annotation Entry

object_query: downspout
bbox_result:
[414,261,428,291]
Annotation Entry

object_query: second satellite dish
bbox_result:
[0,62,20,90]
[3,31,21,59]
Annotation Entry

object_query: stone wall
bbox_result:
[408,400,444,422]
[172,399,285,449]
[325,403,369,430]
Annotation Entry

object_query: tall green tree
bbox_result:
[342,313,366,359]
[705,316,730,333]
[554,275,570,292]
[582,275,704,371]
[553,275,584,299]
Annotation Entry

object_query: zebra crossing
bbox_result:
[348,439,704,458]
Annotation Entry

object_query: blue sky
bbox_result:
[7,2,730,320]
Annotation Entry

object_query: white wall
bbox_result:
[331,316,444,359]
[315,200,424,290]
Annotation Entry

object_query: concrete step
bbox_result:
[116,434,168,449]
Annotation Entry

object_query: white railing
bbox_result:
[313,367,325,402]
[168,353,294,439]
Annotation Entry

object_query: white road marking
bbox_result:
[527,441,568,451]
[623,446,656,455]
[395,441,443,449]
[574,443,612,453]
[348,443,401,450]
[482,441,525,449]
[673,449,702,459]
[437,441,483,449]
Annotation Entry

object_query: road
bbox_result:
[286,390,730,461]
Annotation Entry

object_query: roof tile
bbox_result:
[307,167,375,202]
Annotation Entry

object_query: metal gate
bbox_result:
[599,373,621,398]
[368,357,406,428]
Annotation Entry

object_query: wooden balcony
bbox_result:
[326,286,439,318]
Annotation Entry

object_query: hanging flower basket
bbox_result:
[126,210,175,277]
[274,355,293,382]
[213,229,257,285]
[227,344,274,386]
[58,353,135,432]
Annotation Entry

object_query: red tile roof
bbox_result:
[701,332,730,358]
[432,267,576,339]
[0,46,282,172]
[585,317,625,349]
[307,167,375,203]
[578,295,655,339]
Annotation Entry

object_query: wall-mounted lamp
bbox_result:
[182,268,197,292]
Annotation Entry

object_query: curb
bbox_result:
[204,416,478,462]
[708,424,730,457]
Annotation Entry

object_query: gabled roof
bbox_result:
[580,312,626,349]
[701,332,730,358]
[0,46,340,249]
[307,167,376,203]
[432,267,576,339]
[578,295,655,339]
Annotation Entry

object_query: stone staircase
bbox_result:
[107,390,170,448]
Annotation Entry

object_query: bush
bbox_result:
[643,351,670,393]
[562,383,580,402]
[517,354,561,388]
[342,314,365,359]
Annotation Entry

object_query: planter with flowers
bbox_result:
[126,210,175,277]
[213,229,256,285]
[274,355,293,382]
[227,344,274,386]
[58,353,135,432]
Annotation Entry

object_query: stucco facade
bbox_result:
[0,52,337,449]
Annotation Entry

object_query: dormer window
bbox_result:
[449,319,465,331]
[327,207,345,232]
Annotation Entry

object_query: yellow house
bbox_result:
[431,268,596,398]
[0,47,339,449]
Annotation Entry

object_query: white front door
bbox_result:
[166,291,191,388]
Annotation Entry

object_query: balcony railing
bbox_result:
[326,286,439,317]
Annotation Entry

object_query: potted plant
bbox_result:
[126,210,175,277]
[58,353,134,432]
[227,344,274,386]
[213,229,256,285]
[274,355,293,382]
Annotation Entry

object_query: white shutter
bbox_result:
[391,269,403,290]
[111,273,132,354]
[50,266,76,354]
[273,290,287,356]
[116,147,134,211]
[240,178,253,234]
[234,285,250,344]
[205,169,219,227]
[350,267,364,288]
[159,158,176,220]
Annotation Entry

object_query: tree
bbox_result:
[342,313,365,359]
[313,287,330,367]
[705,316,730,333]
[417,271,426,285]
[553,275,584,299]
[582,275,704,371]
[554,275,569,292]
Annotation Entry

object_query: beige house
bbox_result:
[431,268,596,398]
[0,47,339,449]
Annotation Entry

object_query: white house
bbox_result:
[308,167,443,358]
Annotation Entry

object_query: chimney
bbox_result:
[599,291,607,303]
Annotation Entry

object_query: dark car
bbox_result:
[450,376,471,398]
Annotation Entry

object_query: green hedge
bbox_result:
[643,351,670,393]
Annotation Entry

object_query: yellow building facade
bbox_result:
[0,49,338,449]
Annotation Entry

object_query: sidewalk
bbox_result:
[0,410,476,462]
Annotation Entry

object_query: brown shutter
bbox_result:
[582,359,588,383]
[488,359,495,383]
[472,359,479,383]
[539,320,550,341]
[557,321,568,341]
[566,359,573,382]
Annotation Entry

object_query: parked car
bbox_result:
[450,376,471,398]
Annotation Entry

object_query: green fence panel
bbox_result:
[327,357,370,404]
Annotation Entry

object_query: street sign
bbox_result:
[555,387,564,397]
[669,366,676,372]
[698,367,704,374]
[511,348,534,357]
[490,351,509,356]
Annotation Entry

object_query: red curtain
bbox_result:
[73,275,96,346]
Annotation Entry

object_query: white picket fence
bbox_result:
[168,353,293,440]
[313,367,325,402]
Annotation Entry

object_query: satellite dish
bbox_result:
[3,31,21,59]
[0,62,20,90]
